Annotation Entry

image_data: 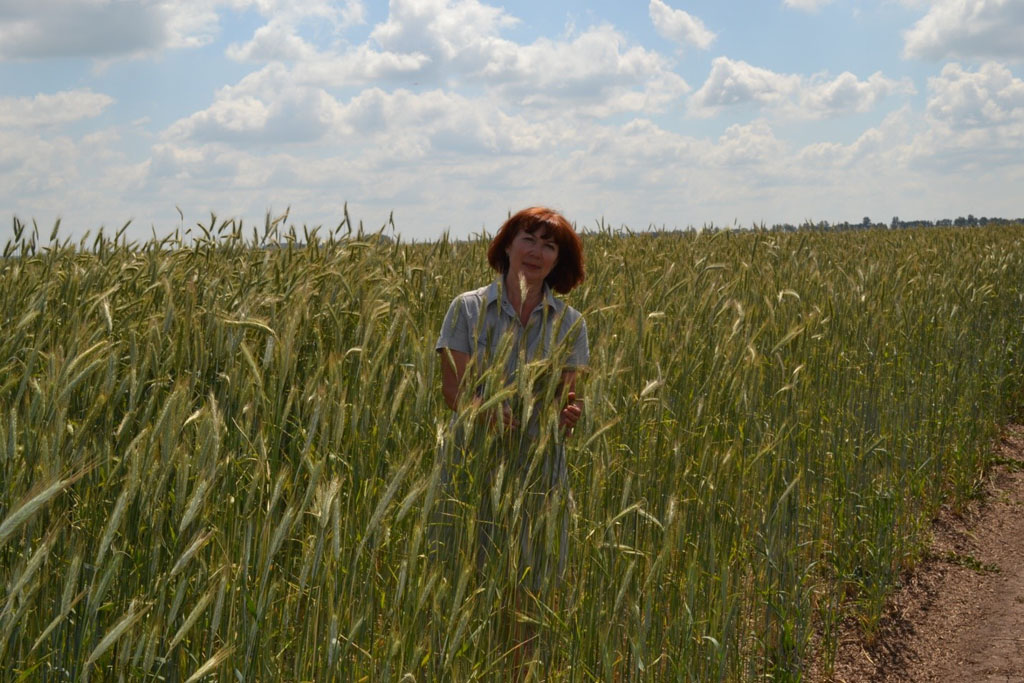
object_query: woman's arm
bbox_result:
[439,347,519,430]
[438,348,469,411]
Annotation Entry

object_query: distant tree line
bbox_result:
[768,215,1024,232]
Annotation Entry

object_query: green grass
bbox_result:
[1,215,1023,681]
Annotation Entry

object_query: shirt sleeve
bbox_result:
[436,295,472,354]
[566,316,589,369]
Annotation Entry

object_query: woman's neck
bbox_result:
[504,272,544,322]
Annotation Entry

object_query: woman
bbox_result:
[434,206,588,592]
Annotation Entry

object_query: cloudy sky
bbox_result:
[1,0,1022,241]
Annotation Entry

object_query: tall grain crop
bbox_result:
[1,216,1023,680]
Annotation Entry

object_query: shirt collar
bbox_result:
[485,276,559,312]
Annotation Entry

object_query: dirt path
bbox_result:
[819,424,1024,683]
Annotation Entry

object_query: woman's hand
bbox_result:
[559,391,582,435]
[489,401,520,432]
[467,397,519,432]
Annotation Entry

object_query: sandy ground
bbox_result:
[816,423,1024,683]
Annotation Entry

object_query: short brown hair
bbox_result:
[487,207,585,294]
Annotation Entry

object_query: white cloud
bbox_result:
[711,121,788,166]
[0,0,234,60]
[0,0,167,59]
[214,1,689,125]
[912,62,1024,170]
[904,0,1024,62]
[0,124,137,208]
[796,107,915,170]
[370,0,516,60]
[148,141,241,184]
[164,0,224,49]
[300,0,689,116]
[649,0,715,50]
[690,57,914,119]
[10,92,1021,244]
[229,0,365,25]
[166,65,344,144]
[800,71,915,115]
[143,1,937,232]
[783,0,834,11]
[226,18,319,61]
[0,132,76,194]
[9,1,1024,240]
[927,62,1024,128]
[0,89,114,127]
[339,88,551,156]
[226,0,366,61]
[294,46,433,85]
[585,118,697,165]
[165,61,555,157]
[476,26,688,116]
[797,64,1024,179]
[151,105,821,234]
[691,58,800,111]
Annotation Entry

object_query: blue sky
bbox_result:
[1,0,1022,242]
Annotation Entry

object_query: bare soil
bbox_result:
[814,423,1024,683]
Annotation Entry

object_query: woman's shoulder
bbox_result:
[547,291,584,320]
[548,296,586,335]
[449,281,496,306]
[458,282,493,298]
[444,282,500,322]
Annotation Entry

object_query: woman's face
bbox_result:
[506,227,559,288]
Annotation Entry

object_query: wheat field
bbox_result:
[2,216,1023,681]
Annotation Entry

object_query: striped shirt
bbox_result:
[436,278,589,385]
